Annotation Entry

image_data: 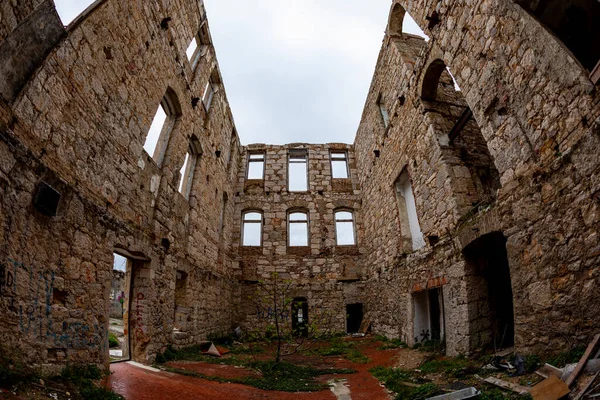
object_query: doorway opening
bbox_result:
[463,232,515,350]
[109,253,131,362]
[346,303,364,334]
[291,297,308,337]
[413,287,445,344]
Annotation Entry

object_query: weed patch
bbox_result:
[370,366,439,399]
[308,337,370,363]
[163,360,355,392]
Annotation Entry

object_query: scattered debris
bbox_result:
[572,371,598,400]
[565,333,600,387]
[426,387,481,400]
[477,375,530,395]
[529,375,569,400]
[535,363,563,379]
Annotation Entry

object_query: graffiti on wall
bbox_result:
[1,258,104,350]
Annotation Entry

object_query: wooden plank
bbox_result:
[358,319,371,334]
[479,375,530,395]
[591,59,600,85]
[536,364,563,379]
[566,334,600,387]
[530,375,570,400]
[572,371,599,400]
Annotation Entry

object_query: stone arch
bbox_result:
[420,57,501,218]
[515,0,600,75]
[421,59,447,101]
[387,3,406,37]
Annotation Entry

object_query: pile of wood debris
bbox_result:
[479,333,600,399]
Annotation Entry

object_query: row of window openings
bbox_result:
[242,210,356,247]
[142,78,221,199]
[247,151,349,189]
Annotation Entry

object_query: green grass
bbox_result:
[308,337,370,363]
[418,356,479,378]
[369,366,439,400]
[163,360,356,392]
[108,332,119,348]
[374,335,409,350]
[545,346,586,368]
[57,365,124,400]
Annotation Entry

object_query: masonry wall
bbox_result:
[355,0,600,355]
[0,0,241,371]
[233,144,364,333]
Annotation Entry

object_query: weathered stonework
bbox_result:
[0,0,598,372]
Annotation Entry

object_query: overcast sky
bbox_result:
[54,1,426,145]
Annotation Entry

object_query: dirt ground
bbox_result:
[107,337,429,400]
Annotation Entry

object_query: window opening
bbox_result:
[242,211,262,246]
[143,88,182,166]
[395,170,425,251]
[219,193,228,236]
[377,95,390,128]
[203,79,215,111]
[247,152,265,179]
[335,210,356,246]
[288,211,309,246]
[330,151,349,179]
[288,150,308,192]
[178,137,202,198]
[291,298,309,337]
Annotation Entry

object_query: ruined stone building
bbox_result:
[0,0,599,370]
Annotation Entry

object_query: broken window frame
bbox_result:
[143,88,182,167]
[178,136,202,199]
[334,209,356,246]
[330,151,350,179]
[287,210,309,247]
[246,151,265,180]
[377,94,390,128]
[288,149,309,192]
[241,210,263,247]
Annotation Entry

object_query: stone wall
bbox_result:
[355,0,600,355]
[233,144,364,333]
[0,0,241,371]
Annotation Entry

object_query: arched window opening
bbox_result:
[143,88,182,166]
[334,210,356,246]
[516,0,600,75]
[421,60,501,207]
[288,211,309,247]
[242,211,262,246]
[178,136,202,199]
[387,3,429,40]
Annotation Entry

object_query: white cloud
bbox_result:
[205,1,428,145]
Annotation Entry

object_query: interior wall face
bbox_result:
[234,144,364,334]
[0,0,241,370]
[355,0,600,355]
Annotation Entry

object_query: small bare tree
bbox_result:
[247,273,333,363]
